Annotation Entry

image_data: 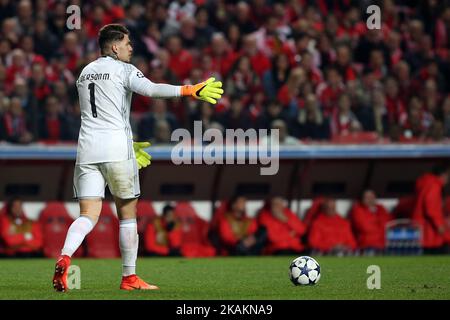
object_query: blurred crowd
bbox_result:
[1,0,450,145]
[1,163,449,257]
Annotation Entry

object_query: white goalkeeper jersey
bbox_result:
[75,56,181,164]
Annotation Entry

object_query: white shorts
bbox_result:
[73,159,140,200]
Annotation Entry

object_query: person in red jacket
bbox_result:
[144,204,182,256]
[257,196,306,255]
[217,195,266,255]
[411,164,450,252]
[308,198,357,256]
[0,198,43,257]
[350,190,392,254]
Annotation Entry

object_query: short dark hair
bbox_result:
[98,24,129,54]
[6,197,21,216]
[431,162,450,176]
[162,204,175,217]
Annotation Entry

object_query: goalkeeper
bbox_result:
[52,24,223,292]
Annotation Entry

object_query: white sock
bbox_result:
[61,216,95,257]
[119,219,138,277]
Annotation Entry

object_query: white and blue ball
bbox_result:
[289,256,321,286]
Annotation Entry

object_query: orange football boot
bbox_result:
[120,274,159,291]
[52,255,71,292]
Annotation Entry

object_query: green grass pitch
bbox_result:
[0,256,448,300]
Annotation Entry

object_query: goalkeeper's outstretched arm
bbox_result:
[125,65,223,104]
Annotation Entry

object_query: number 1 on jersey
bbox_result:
[88,83,98,118]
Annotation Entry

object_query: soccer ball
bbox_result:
[289,256,321,286]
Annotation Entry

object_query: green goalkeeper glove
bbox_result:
[181,77,224,104]
[133,141,152,169]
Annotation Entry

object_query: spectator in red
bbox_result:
[5,49,28,94]
[350,189,392,254]
[19,34,45,67]
[0,198,43,257]
[241,34,271,78]
[225,55,259,97]
[38,95,70,142]
[400,96,427,141]
[308,198,357,255]
[85,5,114,40]
[144,204,182,256]
[411,164,450,253]
[316,66,345,117]
[166,34,193,81]
[174,209,216,258]
[45,53,76,85]
[393,61,413,102]
[247,90,265,122]
[330,93,362,137]
[59,32,81,74]
[217,195,266,256]
[384,76,406,124]
[299,51,323,90]
[369,49,388,81]
[335,6,367,40]
[257,196,306,255]
[1,96,33,143]
[204,32,239,78]
[386,31,403,66]
[277,67,306,115]
[334,44,357,83]
[28,62,51,105]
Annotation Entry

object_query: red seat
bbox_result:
[136,200,157,255]
[0,205,6,255]
[85,202,120,258]
[174,201,198,220]
[303,197,325,228]
[137,200,157,235]
[392,196,415,219]
[39,202,84,258]
[331,132,381,144]
[174,202,216,257]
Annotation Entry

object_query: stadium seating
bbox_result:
[136,200,157,255]
[0,197,432,257]
[392,196,416,219]
[136,200,157,236]
[85,203,120,258]
[174,202,216,257]
[330,132,383,144]
[38,201,84,258]
[0,204,6,255]
[302,197,325,228]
